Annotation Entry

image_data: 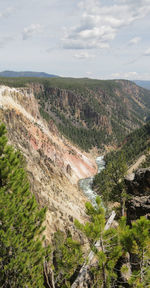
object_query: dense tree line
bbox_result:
[105,121,150,166]
[0,77,120,91]
[58,120,109,151]
[93,153,127,216]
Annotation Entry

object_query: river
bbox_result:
[79,156,105,204]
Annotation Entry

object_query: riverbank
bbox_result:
[79,156,105,204]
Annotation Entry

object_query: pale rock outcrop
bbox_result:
[0,86,97,241]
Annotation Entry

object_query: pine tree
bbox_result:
[0,123,49,287]
[52,230,83,288]
[129,217,150,287]
[75,197,122,287]
[119,216,150,287]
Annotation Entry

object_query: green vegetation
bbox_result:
[140,147,150,168]
[93,121,150,214]
[35,79,121,150]
[0,76,120,89]
[52,231,83,288]
[39,107,53,122]
[74,197,150,288]
[36,79,144,151]
[0,123,49,287]
[93,153,128,216]
[1,76,150,151]
[58,119,108,151]
[120,216,150,287]
[92,122,150,212]
[0,123,149,287]
[105,121,150,166]
[75,197,122,288]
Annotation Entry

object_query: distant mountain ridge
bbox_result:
[133,80,150,90]
[0,70,59,78]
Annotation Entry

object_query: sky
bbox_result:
[0,0,150,80]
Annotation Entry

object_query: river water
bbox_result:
[79,156,105,204]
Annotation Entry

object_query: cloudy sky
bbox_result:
[0,0,150,80]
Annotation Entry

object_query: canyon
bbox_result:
[0,85,97,241]
[1,78,150,242]
[0,80,150,287]
[34,78,150,150]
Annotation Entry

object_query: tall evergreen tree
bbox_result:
[75,197,122,288]
[120,216,150,288]
[52,230,83,288]
[0,123,49,287]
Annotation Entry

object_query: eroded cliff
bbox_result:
[32,78,150,150]
[0,86,97,241]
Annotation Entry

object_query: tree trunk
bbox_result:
[71,211,116,288]
[100,236,107,288]
[121,198,125,217]
[44,261,55,288]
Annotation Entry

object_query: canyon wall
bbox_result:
[0,86,97,241]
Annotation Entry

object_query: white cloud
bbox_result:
[129,37,141,45]
[62,37,109,50]
[144,48,150,56]
[0,0,150,80]
[86,71,93,77]
[0,7,14,19]
[111,71,138,79]
[62,0,150,50]
[110,71,150,80]
[22,24,43,40]
[74,51,95,59]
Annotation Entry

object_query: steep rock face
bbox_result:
[29,78,150,150]
[125,168,150,223]
[0,86,97,241]
[1,78,150,150]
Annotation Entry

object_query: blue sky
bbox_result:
[0,0,150,80]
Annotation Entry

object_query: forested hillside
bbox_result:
[1,77,150,150]
[104,121,150,166]
[93,121,150,205]
[34,78,150,150]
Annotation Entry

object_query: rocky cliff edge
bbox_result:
[125,168,150,223]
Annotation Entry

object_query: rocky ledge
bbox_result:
[125,168,150,223]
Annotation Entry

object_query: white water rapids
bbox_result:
[79,156,105,204]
